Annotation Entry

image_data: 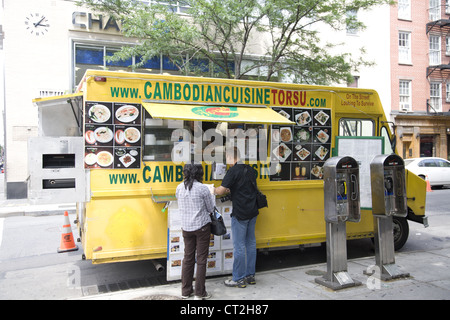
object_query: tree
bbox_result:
[78,0,392,85]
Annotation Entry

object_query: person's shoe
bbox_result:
[245,275,256,285]
[224,278,246,288]
[194,291,211,300]
[181,292,193,299]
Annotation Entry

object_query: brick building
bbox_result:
[391,0,450,160]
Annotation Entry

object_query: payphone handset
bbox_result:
[370,155,407,217]
[324,156,361,223]
[335,172,348,216]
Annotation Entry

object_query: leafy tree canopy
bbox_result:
[77,0,393,84]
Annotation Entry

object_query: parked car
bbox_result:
[404,157,450,187]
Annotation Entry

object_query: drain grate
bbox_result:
[82,276,172,296]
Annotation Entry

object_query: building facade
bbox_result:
[0,0,391,199]
[390,0,450,160]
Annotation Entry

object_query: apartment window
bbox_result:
[398,0,411,20]
[446,83,450,102]
[399,31,411,64]
[429,35,441,65]
[447,0,450,14]
[429,82,442,112]
[446,36,450,55]
[429,0,441,21]
[399,80,411,111]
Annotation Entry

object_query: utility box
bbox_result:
[28,136,87,204]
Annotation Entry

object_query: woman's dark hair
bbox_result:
[183,163,204,190]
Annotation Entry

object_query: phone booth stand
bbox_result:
[315,156,362,290]
[366,154,410,281]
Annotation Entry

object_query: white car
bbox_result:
[404,157,450,187]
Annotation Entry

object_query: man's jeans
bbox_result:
[231,215,257,281]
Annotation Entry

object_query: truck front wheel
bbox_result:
[393,216,409,251]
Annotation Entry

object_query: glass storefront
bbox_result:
[420,135,435,157]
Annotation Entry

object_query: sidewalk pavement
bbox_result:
[0,199,76,217]
[77,246,450,300]
[1,195,448,300]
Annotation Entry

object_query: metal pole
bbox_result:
[315,221,361,290]
[370,215,410,281]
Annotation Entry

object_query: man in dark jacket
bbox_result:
[213,147,258,288]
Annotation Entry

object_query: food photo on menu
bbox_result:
[114,103,141,125]
[294,110,312,126]
[291,162,311,180]
[114,147,141,169]
[86,102,113,124]
[292,144,311,162]
[313,127,330,144]
[293,127,312,143]
[312,109,331,127]
[84,147,114,169]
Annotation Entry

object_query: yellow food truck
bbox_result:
[30,70,427,270]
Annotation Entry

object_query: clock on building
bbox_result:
[24,13,50,36]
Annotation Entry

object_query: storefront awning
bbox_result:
[141,102,295,125]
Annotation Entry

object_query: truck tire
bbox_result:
[393,216,409,251]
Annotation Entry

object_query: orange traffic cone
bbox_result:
[57,211,78,253]
[425,175,433,192]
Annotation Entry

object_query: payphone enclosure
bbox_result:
[370,154,407,217]
[323,156,361,224]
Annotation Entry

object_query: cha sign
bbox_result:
[72,12,121,32]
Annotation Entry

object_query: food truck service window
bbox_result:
[141,102,295,164]
[143,109,266,163]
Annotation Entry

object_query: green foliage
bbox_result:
[78,0,392,85]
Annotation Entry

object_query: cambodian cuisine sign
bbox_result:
[105,79,329,109]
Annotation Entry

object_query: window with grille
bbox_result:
[429,82,442,112]
[398,0,411,20]
[399,80,411,111]
[399,31,411,64]
[429,0,441,21]
[429,35,441,65]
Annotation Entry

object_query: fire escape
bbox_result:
[425,4,450,113]
[426,20,450,80]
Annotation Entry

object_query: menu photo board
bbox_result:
[84,101,142,169]
[270,107,332,181]
[336,136,384,209]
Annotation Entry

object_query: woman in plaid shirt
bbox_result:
[176,163,215,300]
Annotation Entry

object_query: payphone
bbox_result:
[367,154,410,281]
[323,156,360,224]
[315,156,362,290]
[371,154,407,217]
